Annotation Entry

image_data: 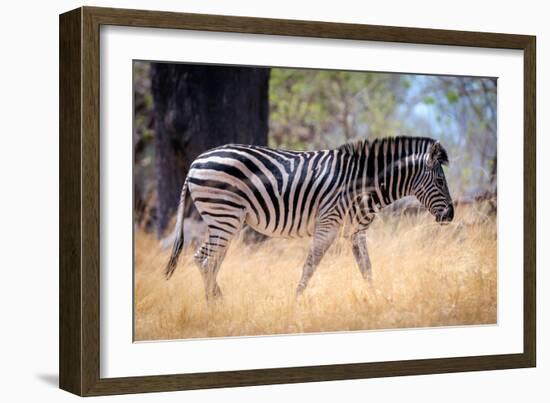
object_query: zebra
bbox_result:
[164,136,454,300]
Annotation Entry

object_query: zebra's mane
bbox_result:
[339,136,449,165]
[337,140,369,155]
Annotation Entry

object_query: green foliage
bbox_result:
[423,96,436,105]
[269,68,409,149]
[446,91,459,104]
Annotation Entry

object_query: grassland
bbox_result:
[134,203,496,341]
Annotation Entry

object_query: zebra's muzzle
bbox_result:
[436,204,454,224]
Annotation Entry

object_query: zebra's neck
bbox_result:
[342,136,433,212]
[376,152,424,208]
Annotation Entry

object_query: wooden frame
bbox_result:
[59,6,536,396]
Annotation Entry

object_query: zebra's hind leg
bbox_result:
[193,227,234,301]
[194,247,224,301]
[351,230,372,283]
[296,224,338,295]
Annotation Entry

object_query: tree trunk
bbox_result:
[151,63,270,237]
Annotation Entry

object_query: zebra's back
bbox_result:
[187,144,340,238]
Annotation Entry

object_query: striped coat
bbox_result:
[165,136,453,300]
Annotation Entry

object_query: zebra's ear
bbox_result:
[428,141,449,167]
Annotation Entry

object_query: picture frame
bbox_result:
[59,6,536,396]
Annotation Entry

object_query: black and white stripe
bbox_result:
[165,136,453,300]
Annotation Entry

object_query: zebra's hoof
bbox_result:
[205,286,223,303]
[213,285,223,299]
[362,271,373,284]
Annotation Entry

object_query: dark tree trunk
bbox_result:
[151,63,270,237]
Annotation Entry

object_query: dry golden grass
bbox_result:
[134,204,496,341]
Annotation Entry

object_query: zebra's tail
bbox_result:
[164,177,189,280]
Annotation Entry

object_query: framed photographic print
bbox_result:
[59,6,536,396]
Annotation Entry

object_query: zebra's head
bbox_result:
[413,141,454,224]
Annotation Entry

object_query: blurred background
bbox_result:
[133,61,497,238]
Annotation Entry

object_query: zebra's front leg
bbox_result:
[351,230,372,283]
[296,225,338,295]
